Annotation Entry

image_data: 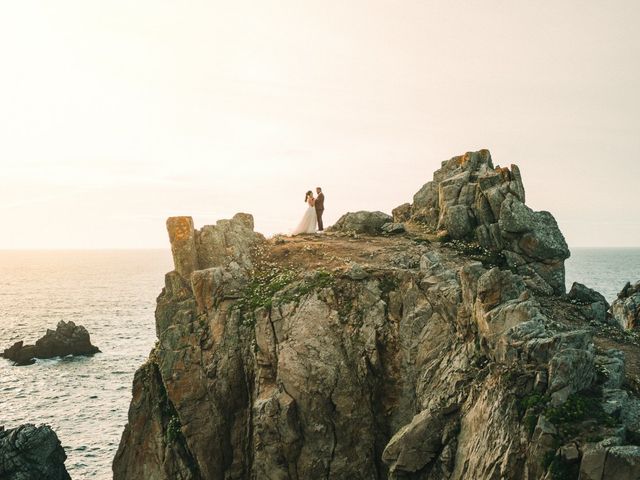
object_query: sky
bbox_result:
[1,0,639,248]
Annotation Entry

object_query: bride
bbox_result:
[292,190,317,235]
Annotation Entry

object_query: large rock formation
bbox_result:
[395,150,569,295]
[0,424,71,480]
[2,320,100,366]
[113,151,640,480]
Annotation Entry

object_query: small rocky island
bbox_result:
[113,150,640,479]
[1,320,100,366]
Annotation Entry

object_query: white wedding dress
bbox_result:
[292,199,317,235]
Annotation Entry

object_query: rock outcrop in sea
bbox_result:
[1,320,100,366]
[113,150,640,479]
[0,424,71,480]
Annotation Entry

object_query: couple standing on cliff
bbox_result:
[292,187,325,235]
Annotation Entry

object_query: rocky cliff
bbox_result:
[113,151,640,480]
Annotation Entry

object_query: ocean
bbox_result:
[0,247,639,479]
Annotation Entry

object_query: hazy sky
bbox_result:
[1,1,639,248]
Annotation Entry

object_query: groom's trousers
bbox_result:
[316,208,324,231]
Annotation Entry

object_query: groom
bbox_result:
[315,187,325,231]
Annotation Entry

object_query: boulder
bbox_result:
[569,282,610,323]
[347,263,369,280]
[611,281,640,330]
[382,408,447,474]
[0,424,71,480]
[1,320,100,366]
[330,210,393,234]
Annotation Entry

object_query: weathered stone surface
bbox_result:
[381,222,406,234]
[113,362,200,480]
[611,281,640,330]
[580,445,640,480]
[596,349,626,389]
[392,203,412,223]
[547,348,595,404]
[580,445,607,480]
[382,408,447,475]
[397,150,570,294]
[115,160,640,480]
[167,213,262,283]
[347,262,369,280]
[569,282,610,323]
[441,204,473,239]
[0,424,71,480]
[196,213,261,271]
[569,282,608,307]
[330,210,393,234]
[1,320,100,366]
[603,446,640,479]
[167,216,198,280]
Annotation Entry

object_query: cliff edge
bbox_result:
[113,151,640,480]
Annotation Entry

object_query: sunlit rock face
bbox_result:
[114,152,639,480]
[397,150,570,295]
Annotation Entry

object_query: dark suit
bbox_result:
[315,192,325,231]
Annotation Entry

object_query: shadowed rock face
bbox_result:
[568,282,610,324]
[1,320,100,366]
[0,424,71,480]
[113,154,640,480]
[397,150,570,295]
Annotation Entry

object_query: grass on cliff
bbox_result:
[518,388,616,437]
[232,265,334,325]
[515,387,617,480]
[444,239,508,269]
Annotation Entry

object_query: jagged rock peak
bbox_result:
[166,213,263,281]
[396,149,570,295]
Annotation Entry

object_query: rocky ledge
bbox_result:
[0,424,71,480]
[1,320,100,366]
[113,150,640,480]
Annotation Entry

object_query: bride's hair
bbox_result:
[305,190,312,202]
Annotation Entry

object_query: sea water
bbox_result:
[0,250,171,479]
[0,248,638,479]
